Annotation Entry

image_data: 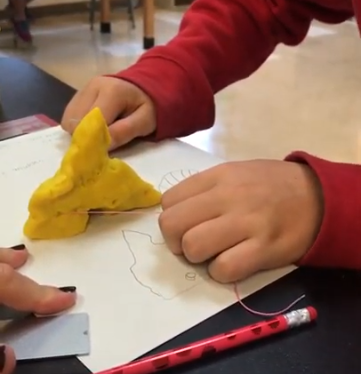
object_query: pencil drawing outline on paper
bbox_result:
[158,169,199,194]
[122,229,208,300]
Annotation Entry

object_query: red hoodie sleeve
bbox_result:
[108,0,356,271]
[285,151,361,270]
[110,0,351,140]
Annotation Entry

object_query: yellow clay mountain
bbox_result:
[23,107,161,240]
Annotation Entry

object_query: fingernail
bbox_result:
[59,286,77,293]
[0,345,6,372]
[11,244,25,250]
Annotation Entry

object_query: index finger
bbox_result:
[61,86,98,133]
[0,264,76,315]
[161,168,216,209]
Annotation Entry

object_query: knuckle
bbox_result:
[107,77,125,93]
[0,263,14,286]
[208,257,233,284]
[160,191,172,210]
[90,75,110,91]
[90,75,102,86]
[158,210,176,237]
[158,211,183,254]
[181,233,204,263]
[214,162,233,176]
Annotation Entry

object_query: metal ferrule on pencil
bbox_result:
[284,308,313,328]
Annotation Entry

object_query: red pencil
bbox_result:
[96,306,317,374]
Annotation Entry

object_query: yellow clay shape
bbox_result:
[23,107,162,240]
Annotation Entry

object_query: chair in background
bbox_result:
[89,0,137,31]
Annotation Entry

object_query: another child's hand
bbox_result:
[0,245,77,373]
[159,160,324,283]
[61,76,156,150]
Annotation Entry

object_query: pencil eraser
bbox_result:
[306,306,317,320]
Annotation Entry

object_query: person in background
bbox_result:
[6,0,33,43]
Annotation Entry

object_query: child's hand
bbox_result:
[159,160,324,283]
[0,245,77,373]
[61,76,156,150]
[0,246,76,314]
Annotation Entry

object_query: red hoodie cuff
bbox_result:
[285,151,361,269]
[107,53,215,141]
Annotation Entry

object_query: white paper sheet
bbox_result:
[0,127,296,372]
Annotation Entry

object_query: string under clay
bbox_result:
[69,209,306,317]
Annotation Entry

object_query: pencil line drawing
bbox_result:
[122,230,208,300]
[158,169,199,193]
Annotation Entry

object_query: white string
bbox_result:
[234,283,306,316]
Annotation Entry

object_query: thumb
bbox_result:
[0,345,16,374]
[108,104,156,150]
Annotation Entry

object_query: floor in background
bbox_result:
[0,10,361,163]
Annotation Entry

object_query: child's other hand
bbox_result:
[0,245,77,374]
[61,76,156,150]
[159,160,324,283]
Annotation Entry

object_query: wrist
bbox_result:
[294,162,324,262]
[285,151,361,269]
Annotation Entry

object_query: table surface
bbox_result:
[1,56,361,374]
